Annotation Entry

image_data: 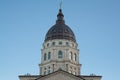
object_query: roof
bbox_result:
[19,70,102,80]
[35,69,85,80]
[45,9,76,42]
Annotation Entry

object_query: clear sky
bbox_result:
[0,0,120,80]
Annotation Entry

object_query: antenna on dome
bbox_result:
[60,0,62,9]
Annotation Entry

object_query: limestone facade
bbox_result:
[39,39,81,75]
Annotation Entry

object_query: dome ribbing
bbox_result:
[45,9,76,42]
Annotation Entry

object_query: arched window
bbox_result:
[69,52,72,60]
[72,43,74,47]
[48,66,51,74]
[66,42,69,46]
[52,42,55,46]
[73,53,75,61]
[58,51,62,58]
[59,41,62,45]
[47,43,49,47]
[44,53,47,61]
[73,53,76,61]
[69,70,72,73]
[73,68,76,75]
[75,54,77,61]
[44,67,47,75]
[44,71,46,75]
[48,52,51,60]
[73,72,76,75]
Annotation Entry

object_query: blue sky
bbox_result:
[0,0,120,80]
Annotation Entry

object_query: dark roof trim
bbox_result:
[19,75,39,77]
[81,75,102,77]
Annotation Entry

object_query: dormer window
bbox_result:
[58,29,62,33]
[53,29,56,33]
[64,29,68,33]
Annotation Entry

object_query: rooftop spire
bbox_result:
[60,0,62,9]
[56,1,65,24]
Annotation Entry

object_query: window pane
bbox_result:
[58,51,62,58]
[44,71,46,75]
[44,53,47,61]
[69,52,72,60]
[73,54,75,61]
[59,41,62,45]
[47,43,49,47]
[48,52,51,60]
[48,70,51,74]
[66,42,69,46]
[73,72,76,75]
[52,42,55,46]
[73,53,76,61]
[75,54,76,61]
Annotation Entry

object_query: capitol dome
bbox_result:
[45,9,76,42]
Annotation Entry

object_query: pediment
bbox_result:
[36,70,84,80]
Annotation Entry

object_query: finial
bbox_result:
[56,0,65,24]
[60,0,62,9]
